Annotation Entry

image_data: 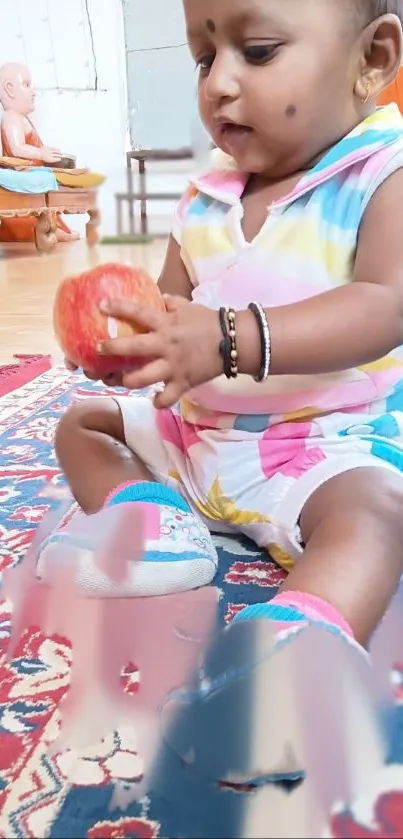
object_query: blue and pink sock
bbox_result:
[37,478,218,597]
[104,478,191,512]
[233,590,357,648]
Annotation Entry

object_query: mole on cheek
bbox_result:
[285,104,297,118]
[206,19,216,33]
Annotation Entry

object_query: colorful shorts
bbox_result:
[114,395,403,570]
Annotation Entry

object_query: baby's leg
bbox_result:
[280,467,403,646]
[160,467,403,787]
[235,466,403,648]
[39,396,218,596]
[55,398,152,513]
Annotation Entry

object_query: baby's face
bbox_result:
[184,0,360,177]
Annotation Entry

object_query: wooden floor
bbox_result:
[0,240,168,365]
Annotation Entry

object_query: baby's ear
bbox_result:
[357,14,402,100]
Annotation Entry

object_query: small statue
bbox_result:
[0,62,79,243]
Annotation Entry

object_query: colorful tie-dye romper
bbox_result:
[114,105,403,571]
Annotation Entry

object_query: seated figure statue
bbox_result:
[0,62,79,242]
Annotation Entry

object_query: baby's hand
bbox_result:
[96,295,223,408]
[64,357,78,373]
[64,356,122,387]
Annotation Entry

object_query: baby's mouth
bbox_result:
[217,122,254,154]
[219,121,252,136]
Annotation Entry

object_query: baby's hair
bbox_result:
[355,0,403,26]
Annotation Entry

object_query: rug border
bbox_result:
[0,355,53,398]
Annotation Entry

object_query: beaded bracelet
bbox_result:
[219,307,238,379]
[247,302,271,382]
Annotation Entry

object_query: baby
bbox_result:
[45,0,403,661]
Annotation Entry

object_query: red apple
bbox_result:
[53,263,165,377]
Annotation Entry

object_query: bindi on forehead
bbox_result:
[206,19,216,33]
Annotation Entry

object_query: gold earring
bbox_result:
[362,81,371,104]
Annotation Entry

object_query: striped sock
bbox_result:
[103,480,193,542]
[233,590,356,645]
[104,480,190,511]
[103,479,142,508]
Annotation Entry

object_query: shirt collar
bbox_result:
[189,105,403,208]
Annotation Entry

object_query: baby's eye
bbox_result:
[196,54,215,73]
[244,44,277,64]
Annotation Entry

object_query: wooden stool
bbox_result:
[0,187,101,253]
[47,188,100,249]
[116,148,193,237]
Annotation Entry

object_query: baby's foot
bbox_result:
[36,482,218,597]
[160,597,374,791]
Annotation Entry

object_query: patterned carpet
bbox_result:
[0,354,52,397]
[0,365,402,838]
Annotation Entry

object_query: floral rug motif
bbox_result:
[0,366,402,838]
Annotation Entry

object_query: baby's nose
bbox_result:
[204,52,241,103]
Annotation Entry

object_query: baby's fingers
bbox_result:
[102,372,123,387]
[101,298,165,332]
[122,360,171,391]
[83,370,101,381]
[153,381,182,410]
[98,332,161,358]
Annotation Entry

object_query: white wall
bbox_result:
[0,0,207,237]
[0,0,129,237]
[119,0,212,237]
[123,0,199,150]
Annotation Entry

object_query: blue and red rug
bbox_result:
[0,365,402,838]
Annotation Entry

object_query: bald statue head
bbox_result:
[0,63,35,114]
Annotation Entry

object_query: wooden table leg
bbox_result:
[139,159,148,236]
[86,208,100,246]
[35,211,57,254]
[116,196,123,237]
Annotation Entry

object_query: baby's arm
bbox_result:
[158,182,194,299]
[236,169,403,377]
[158,236,193,300]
